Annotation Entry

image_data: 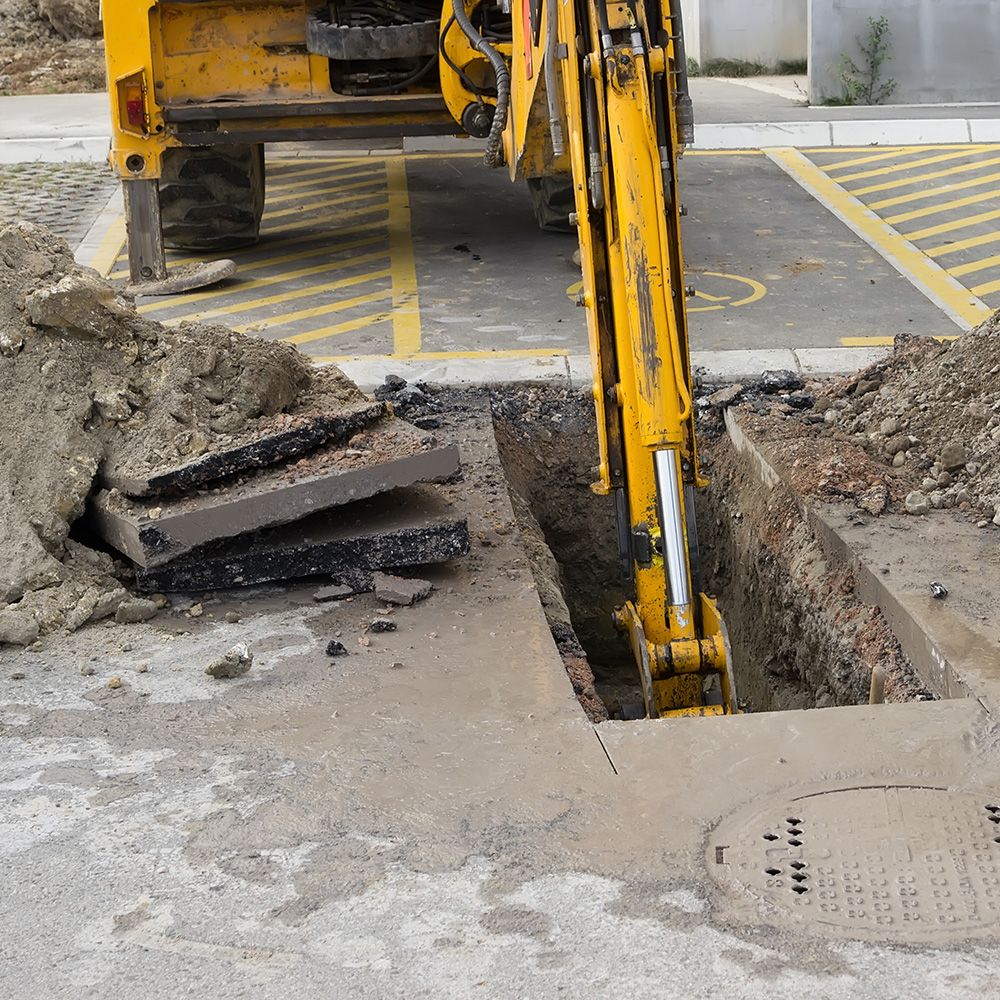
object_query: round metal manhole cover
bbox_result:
[708,785,1000,942]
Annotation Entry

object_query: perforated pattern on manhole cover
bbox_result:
[709,786,1000,942]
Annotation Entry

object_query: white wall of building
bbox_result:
[682,0,807,66]
[809,0,1000,104]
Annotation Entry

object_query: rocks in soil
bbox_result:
[114,598,158,624]
[205,642,252,679]
[314,583,356,602]
[325,639,348,657]
[373,571,432,606]
[38,0,101,39]
[759,370,804,393]
[904,491,930,516]
[367,617,396,633]
[0,607,40,646]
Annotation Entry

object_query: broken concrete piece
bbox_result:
[706,384,744,408]
[313,584,355,602]
[102,401,385,497]
[905,491,931,516]
[89,417,460,568]
[25,269,131,338]
[373,572,432,606]
[134,488,469,593]
[114,598,159,624]
[205,643,252,679]
[0,608,39,646]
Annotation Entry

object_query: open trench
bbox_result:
[490,385,935,720]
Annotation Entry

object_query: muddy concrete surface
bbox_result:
[4,382,1000,997]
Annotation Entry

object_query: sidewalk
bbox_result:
[3,86,1000,163]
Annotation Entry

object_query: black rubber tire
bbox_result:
[526,175,576,233]
[159,144,266,252]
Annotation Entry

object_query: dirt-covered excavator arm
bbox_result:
[446,0,736,717]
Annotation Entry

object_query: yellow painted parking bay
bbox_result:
[807,144,1000,309]
[116,157,411,357]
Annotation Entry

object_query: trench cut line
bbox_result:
[767,147,992,334]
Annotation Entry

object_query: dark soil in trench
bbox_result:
[489,385,933,717]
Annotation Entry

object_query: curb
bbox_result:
[2,118,999,164]
[693,118,1000,150]
[331,346,890,391]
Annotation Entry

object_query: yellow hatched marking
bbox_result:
[259,204,388,235]
[267,167,385,195]
[823,147,915,172]
[266,158,367,182]
[137,240,387,312]
[948,253,1000,277]
[259,190,386,222]
[266,177,385,206]
[849,154,1000,197]
[766,148,991,330]
[235,288,392,334]
[868,171,1000,210]
[925,231,1000,257]
[885,187,1000,226]
[283,311,394,345]
[836,148,990,185]
[904,207,1000,242]
[840,335,959,346]
[969,275,1000,296]
[109,224,383,279]
[169,267,391,325]
[385,157,421,356]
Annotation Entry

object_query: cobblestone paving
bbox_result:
[0,162,115,249]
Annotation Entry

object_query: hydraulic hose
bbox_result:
[544,0,564,156]
[451,0,510,167]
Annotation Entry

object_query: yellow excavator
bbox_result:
[102,0,735,718]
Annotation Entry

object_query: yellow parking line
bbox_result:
[109,225,384,279]
[259,207,388,238]
[823,147,912,172]
[948,253,1000,277]
[235,288,393,334]
[970,275,1000,296]
[260,189,387,222]
[885,187,1000,226]
[169,267,392,325]
[267,158,368,182]
[766,147,991,330]
[139,246,389,314]
[868,171,1000,210]
[266,177,385,206]
[836,149,988,185]
[849,155,1000,197]
[925,231,1000,257]
[904,206,1000,243]
[283,310,394,345]
[840,335,959,346]
[385,158,421,356]
[267,166,385,195]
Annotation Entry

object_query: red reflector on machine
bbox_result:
[126,93,144,127]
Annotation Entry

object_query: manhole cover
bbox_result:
[708,785,1000,942]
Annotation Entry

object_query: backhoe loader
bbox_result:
[102,0,735,718]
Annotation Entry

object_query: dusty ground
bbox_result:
[0,0,103,94]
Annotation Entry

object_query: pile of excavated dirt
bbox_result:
[0,0,104,94]
[0,222,372,645]
[717,318,1000,524]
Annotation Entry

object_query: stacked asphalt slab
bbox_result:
[87,403,469,593]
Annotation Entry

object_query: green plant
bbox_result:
[686,56,702,77]
[838,15,896,105]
